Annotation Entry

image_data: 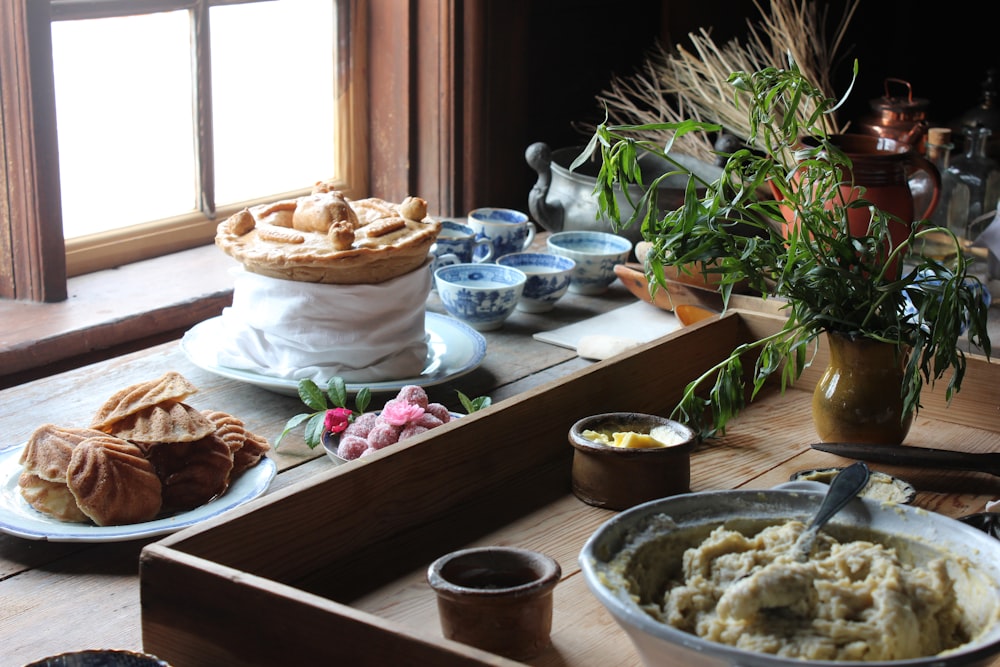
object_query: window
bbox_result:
[1,0,461,304]
[49,0,357,276]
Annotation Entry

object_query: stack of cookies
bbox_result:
[18,371,270,526]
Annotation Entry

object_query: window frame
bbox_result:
[1,0,476,303]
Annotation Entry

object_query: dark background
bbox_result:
[487,0,996,215]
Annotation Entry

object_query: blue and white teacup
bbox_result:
[434,263,526,331]
[467,208,537,261]
[430,220,494,272]
[496,252,576,313]
[546,230,631,295]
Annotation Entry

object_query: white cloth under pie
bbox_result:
[213,262,432,384]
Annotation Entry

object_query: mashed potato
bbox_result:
[624,521,974,661]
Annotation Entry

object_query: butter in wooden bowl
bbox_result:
[568,412,696,510]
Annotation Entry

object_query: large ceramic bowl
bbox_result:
[546,230,631,295]
[580,490,1000,667]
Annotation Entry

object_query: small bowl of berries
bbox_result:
[276,377,488,463]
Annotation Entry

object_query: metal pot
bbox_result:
[525,142,721,246]
[580,489,1000,667]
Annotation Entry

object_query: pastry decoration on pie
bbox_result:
[215,186,441,284]
[16,372,271,526]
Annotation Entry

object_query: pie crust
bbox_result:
[215,187,441,284]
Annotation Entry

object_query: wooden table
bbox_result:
[0,275,642,665]
[3,277,1000,665]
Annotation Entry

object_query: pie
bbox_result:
[215,185,441,284]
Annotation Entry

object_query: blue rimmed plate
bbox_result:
[181,312,487,396]
[0,444,276,542]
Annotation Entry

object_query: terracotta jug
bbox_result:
[773,134,941,278]
[812,332,913,445]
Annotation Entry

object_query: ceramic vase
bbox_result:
[772,134,941,279]
[812,332,913,445]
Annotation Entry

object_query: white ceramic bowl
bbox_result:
[546,230,631,294]
[580,489,1000,667]
[495,252,576,312]
[434,263,526,331]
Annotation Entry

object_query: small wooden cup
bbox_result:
[427,546,561,660]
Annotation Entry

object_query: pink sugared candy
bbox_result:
[426,403,451,423]
[337,386,455,457]
[337,434,370,461]
[399,424,429,441]
[344,411,379,439]
[367,422,402,449]
[395,384,429,409]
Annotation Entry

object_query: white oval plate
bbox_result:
[0,444,276,542]
[180,312,487,396]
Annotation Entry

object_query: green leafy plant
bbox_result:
[276,377,371,449]
[457,390,492,413]
[581,60,991,438]
[276,378,492,449]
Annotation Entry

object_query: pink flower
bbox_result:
[380,398,425,426]
[324,407,353,434]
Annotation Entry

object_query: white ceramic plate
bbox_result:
[180,312,487,396]
[0,444,276,542]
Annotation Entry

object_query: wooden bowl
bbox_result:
[614,263,724,316]
[568,412,697,510]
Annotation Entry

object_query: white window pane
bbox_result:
[52,12,197,240]
[211,0,336,204]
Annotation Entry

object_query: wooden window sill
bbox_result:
[0,244,238,389]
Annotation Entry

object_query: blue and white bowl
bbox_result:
[434,263,527,331]
[496,252,576,313]
[546,231,631,295]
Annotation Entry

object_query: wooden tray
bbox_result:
[139,311,1000,666]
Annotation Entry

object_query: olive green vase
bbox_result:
[811,332,913,445]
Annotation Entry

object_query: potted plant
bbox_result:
[580,61,992,443]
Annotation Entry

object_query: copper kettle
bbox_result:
[858,78,931,151]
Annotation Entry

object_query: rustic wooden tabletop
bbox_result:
[2,248,999,666]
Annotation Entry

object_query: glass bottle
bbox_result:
[922,128,952,231]
[938,126,1000,242]
[925,127,952,173]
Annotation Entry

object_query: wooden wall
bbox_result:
[463,0,998,218]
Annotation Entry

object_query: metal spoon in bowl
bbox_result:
[716,461,870,620]
[792,461,870,561]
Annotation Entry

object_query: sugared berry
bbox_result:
[344,411,379,438]
[415,412,444,429]
[337,435,370,460]
[399,424,429,441]
[396,384,429,409]
[368,422,402,449]
[426,403,451,422]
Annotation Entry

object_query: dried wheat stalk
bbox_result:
[590,0,859,164]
